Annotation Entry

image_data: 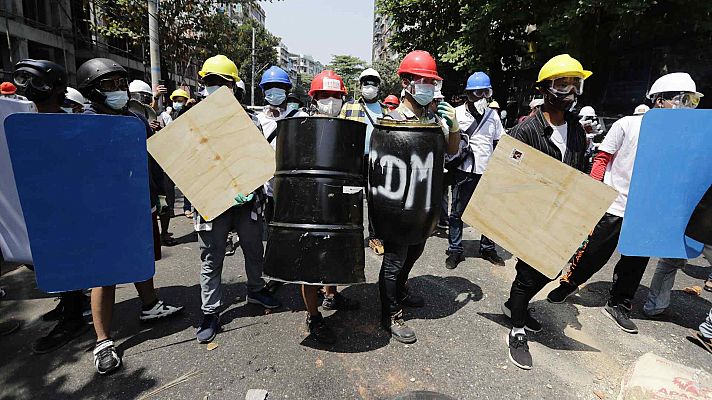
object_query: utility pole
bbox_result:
[148,0,161,94]
[251,26,256,106]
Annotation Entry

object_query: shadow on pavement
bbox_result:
[172,231,198,245]
[461,239,514,262]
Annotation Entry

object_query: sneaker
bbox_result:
[398,293,425,308]
[705,279,712,293]
[160,233,178,246]
[140,300,184,321]
[369,238,384,255]
[322,292,360,311]
[602,302,638,334]
[507,332,532,370]
[265,280,284,294]
[225,236,236,256]
[32,318,89,354]
[445,253,465,270]
[93,339,121,375]
[385,312,417,344]
[642,308,669,321]
[481,250,505,266]
[307,314,336,344]
[688,329,712,353]
[0,320,21,336]
[436,221,448,230]
[547,282,579,304]
[501,302,542,333]
[247,288,281,309]
[196,313,220,343]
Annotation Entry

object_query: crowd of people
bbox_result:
[1,48,710,377]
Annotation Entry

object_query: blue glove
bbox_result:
[234,192,254,206]
[437,101,459,133]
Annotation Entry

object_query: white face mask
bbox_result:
[61,107,75,114]
[103,91,129,110]
[172,101,184,111]
[361,84,379,101]
[264,88,287,106]
[474,98,488,114]
[204,86,220,97]
[408,82,435,106]
[316,97,342,117]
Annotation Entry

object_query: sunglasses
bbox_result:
[97,77,129,92]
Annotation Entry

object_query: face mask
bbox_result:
[408,82,435,106]
[316,97,342,117]
[104,90,129,110]
[474,98,488,114]
[264,88,287,106]
[23,86,52,102]
[361,85,379,101]
[545,89,576,112]
[172,101,184,111]
[204,86,220,97]
[287,102,300,112]
[61,107,74,114]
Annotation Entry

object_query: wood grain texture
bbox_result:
[462,135,617,278]
[147,87,275,221]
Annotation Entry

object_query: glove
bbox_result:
[437,101,459,133]
[234,192,254,206]
[157,195,168,214]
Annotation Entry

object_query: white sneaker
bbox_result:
[94,339,121,375]
[139,300,183,321]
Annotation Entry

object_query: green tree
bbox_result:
[371,59,402,102]
[326,55,367,99]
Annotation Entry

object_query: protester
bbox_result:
[77,57,184,374]
[500,54,591,370]
[286,94,304,113]
[384,94,400,111]
[298,69,360,344]
[1,81,27,100]
[633,104,649,115]
[63,87,86,113]
[445,71,505,270]
[12,59,91,354]
[339,67,388,256]
[546,72,704,336]
[378,50,460,344]
[191,55,280,345]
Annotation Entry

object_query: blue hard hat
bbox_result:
[259,66,291,90]
[465,72,491,90]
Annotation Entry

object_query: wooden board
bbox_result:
[147,87,275,221]
[462,135,617,279]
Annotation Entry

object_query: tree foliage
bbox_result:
[371,58,402,101]
[326,55,366,98]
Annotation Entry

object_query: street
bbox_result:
[1,198,711,400]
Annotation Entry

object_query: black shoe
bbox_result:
[399,293,425,308]
[507,331,532,370]
[385,312,416,344]
[602,302,638,334]
[445,253,465,270]
[307,314,336,344]
[32,318,89,354]
[481,250,505,266]
[41,301,64,322]
[547,282,579,304]
[93,339,121,375]
[196,313,220,343]
[501,302,542,333]
[0,320,21,336]
[265,280,284,294]
[322,292,360,311]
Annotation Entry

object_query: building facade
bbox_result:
[372,8,397,63]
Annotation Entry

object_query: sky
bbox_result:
[261,0,375,65]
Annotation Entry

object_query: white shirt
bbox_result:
[159,107,173,126]
[598,115,643,217]
[549,122,568,161]
[257,106,308,196]
[454,104,505,174]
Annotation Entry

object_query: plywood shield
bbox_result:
[147,87,275,221]
[462,135,617,279]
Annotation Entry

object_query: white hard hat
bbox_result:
[128,80,152,95]
[359,68,381,83]
[65,87,86,105]
[579,105,596,117]
[647,72,704,99]
[633,104,650,115]
[236,80,246,91]
[434,90,444,100]
[529,98,544,109]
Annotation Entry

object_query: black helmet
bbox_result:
[76,58,126,90]
[13,59,67,102]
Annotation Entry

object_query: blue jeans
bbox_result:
[447,169,495,255]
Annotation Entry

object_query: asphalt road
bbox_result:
[1,199,711,400]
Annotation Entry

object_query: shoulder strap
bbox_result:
[464,108,493,138]
[285,108,299,118]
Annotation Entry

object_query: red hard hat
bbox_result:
[309,70,347,97]
[384,95,400,105]
[0,81,17,95]
[397,50,442,80]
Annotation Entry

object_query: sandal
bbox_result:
[184,210,194,219]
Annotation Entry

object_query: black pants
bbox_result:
[59,290,84,322]
[562,213,649,306]
[508,260,554,328]
[378,240,426,320]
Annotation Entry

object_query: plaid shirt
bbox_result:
[339,98,387,122]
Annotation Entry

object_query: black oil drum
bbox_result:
[368,119,446,245]
[263,116,366,285]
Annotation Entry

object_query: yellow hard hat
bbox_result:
[199,55,240,82]
[537,54,592,82]
[489,100,500,109]
[170,88,190,101]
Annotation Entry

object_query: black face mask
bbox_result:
[544,89,576,112]
[23,85,53,102]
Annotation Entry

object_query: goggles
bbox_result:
[546,76,584,95]
[130,92,153,104]
[664,92,701,109]
[96,77,129,92]
[410,77,442,90]
[12,69,52,91]
[469,88,493,98]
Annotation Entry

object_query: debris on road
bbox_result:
[245,389,268,400]
[207,342,219,351]
[137,369,201,399]
[683,286,702,296]
[617,353,711,399]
